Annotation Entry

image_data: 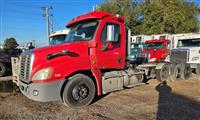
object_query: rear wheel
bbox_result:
[0,62,6,77]
[171,64,182,81]
[181,64,192,79]
[156,64,170,82]
[62,74,96,108]
[194,65,200,75]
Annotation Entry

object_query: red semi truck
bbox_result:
[135,39,170,64]
[17,11,191,108]
[18,11,146,108]
[133,39,171,82]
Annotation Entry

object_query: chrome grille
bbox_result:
[170,49,189,63]
[136,52,150,64]
[19,52,33,83]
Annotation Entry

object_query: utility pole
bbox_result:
[42,6,53,45]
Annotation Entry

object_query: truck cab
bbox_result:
[171,34,200,74]
[17,11,144,108]
[136,39,170,63]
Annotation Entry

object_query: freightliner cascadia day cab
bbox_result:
[18,11,145,108]
[17,11,195,108]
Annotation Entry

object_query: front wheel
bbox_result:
[62,74,96,108]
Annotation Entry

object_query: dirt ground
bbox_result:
[0,75,199,120]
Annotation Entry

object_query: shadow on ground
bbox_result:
[156,81,200,120]
[0,80,18,93]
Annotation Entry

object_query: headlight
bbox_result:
[32,67,53,81]
[149,58,156,62]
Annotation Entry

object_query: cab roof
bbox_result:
[145,39,170,43]
[66,11,125,27]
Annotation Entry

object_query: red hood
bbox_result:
[31,41,89,75]
[33,42,88,54]
[142,49,156,59]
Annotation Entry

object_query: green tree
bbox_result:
[97,0,199,35]
[3,37,19,49]
[97,0,143,34]
[141,0,199,34]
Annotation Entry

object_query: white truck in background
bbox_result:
[171,33,200,74]
[131,33,200,75]
[131,35,152,43]
[49,29,69,45]
[12,29,70,85]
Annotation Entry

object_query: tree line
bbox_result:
[1,38,18,50]
[97,0,200,35]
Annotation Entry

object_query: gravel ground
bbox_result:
[0,75,200,120]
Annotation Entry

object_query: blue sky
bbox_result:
[0,0,104,46]
[0,0,199,47]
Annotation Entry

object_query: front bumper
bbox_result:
[19,80,65,102]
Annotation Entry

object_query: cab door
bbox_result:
[96,20,125,69]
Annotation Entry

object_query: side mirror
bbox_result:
[106,25,115,42]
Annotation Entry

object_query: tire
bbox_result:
[171,64,182,81]
[156,64,170,82]
[62,74,96,108]
[181,64,192,79]
[194,65,200,75]
[0,62,7,77]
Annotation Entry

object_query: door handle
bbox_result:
[118,56,122,63]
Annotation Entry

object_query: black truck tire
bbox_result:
[181,64,192,79]
[0,62,7,77]
[194,65,200,75]
[62,74,96,108]
[156,63,170,82]
[171,64,182,81]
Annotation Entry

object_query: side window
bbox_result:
[159,35,166,40]
[101,23,120,42]
[136,36,142,43]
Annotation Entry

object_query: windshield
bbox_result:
[132,43,144,48]
[50,35,67,45]
[144,42,164,49]
[65,21,98,42]
[131,48,142,53]
[177,38,200,47]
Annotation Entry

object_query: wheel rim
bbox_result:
[160,67,169,81]
[72,83,89,102]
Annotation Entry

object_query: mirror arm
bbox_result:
[101,43,109,51]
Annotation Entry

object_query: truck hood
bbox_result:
[31,41,89,70]
[142,49,156,59]
[33,42,88,54]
